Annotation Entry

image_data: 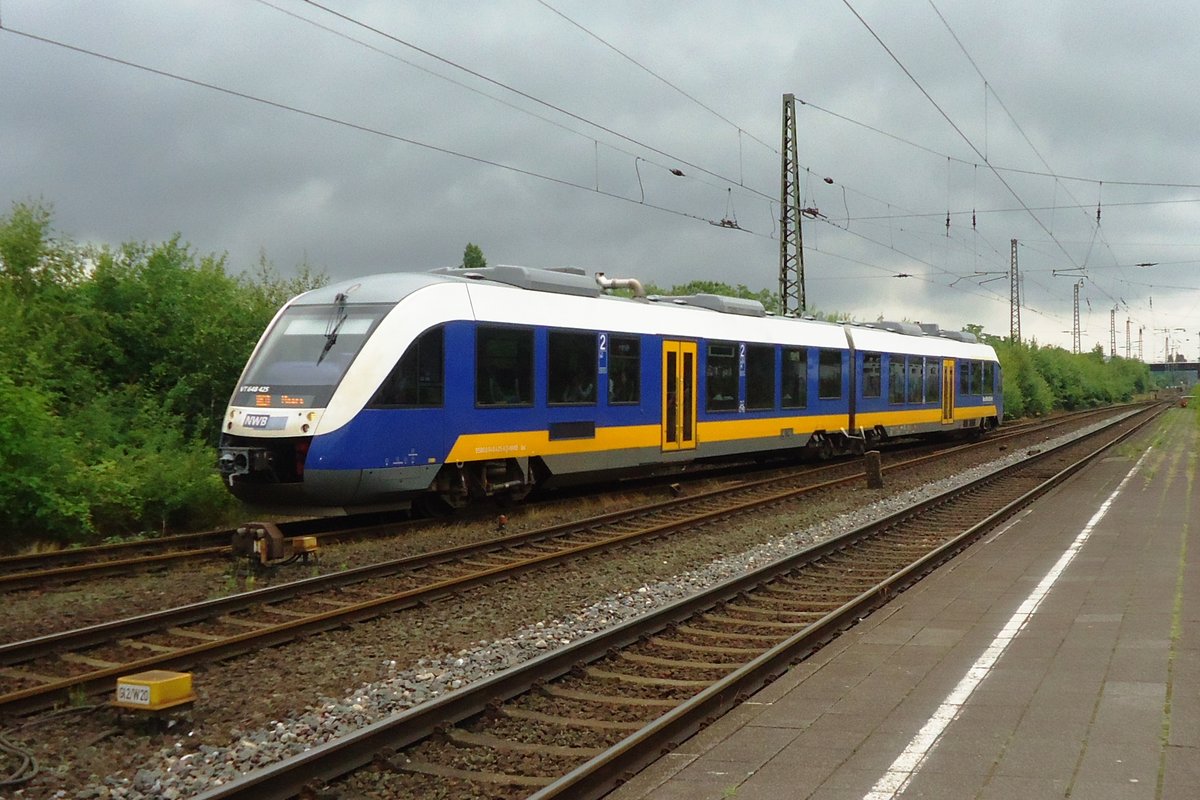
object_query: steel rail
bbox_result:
[186,404,1162,800]
[0,515,409,590]
[0,452,968,714]
[0,547,230,592]
[0,530,229,571]
[0,407,1143,715]
[0,405,1121,589]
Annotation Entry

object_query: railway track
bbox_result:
[0,510,406,591]
[0,406,1143,716]
[187,403,1161,800]
[0,406,1122,593]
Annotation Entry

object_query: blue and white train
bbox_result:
[218,265,1003,512]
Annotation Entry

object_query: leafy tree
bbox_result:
[637,280,784,315]
[248,249,328,310]
[463,242,487,270]
[0,200,84,293]
[0,370,91,538]
[0,201,325,549]
[985,331,1150,419]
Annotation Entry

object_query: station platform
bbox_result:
[609,410,1198,800]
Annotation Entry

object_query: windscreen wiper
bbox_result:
[317,292,348,365]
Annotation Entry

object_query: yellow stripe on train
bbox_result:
[444,405,998,462]
[445,424,660,462]
[696,413,848,443]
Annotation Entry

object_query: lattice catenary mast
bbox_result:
[779,93,804,314]
[1072,280,1082,354]
[1009,239,1020,342]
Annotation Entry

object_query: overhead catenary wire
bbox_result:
[844,0,1095,276]
[4,3,1188,336]
[797,96,1200,191]
[250,0,767,205]
[298,0,780,206]
[0,22,773,236]
[2,8,1009,281]
[816,1,1187,334]
[0,13,1021,303]
[532,0,778,157]
[929,0,1130,288]
[291,0,1039,295]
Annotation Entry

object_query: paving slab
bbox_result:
[607,409,1198,800]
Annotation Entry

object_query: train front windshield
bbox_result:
[232,302,390,408]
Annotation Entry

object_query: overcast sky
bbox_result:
[4,1,1199,357]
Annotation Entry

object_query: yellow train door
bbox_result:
[941,358,955,424]
[662,340,697,451]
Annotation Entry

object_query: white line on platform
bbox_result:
[862,449,1150,800]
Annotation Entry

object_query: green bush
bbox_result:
[992,338,1149,421]
[0,200,322,551]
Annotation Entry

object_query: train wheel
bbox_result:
[492,487,530,509]
[412,493,459,518]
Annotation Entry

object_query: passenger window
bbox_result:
[982,361,994,394]
[925,360,940,403]
[862,352,882,399]
[706,342,738,411]
[782,347,807,409]
[959,361,970,395]
[369,326,444,408]
[888,356,905,404]
[969,361,982,395]
[607,335,640,405]
[549,330,597,405]
[818,349,842,400]
[906,357,923,403]
[745,344,775,410]
[476,326,533,406]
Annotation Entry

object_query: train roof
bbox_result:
[289,266,995,359]
[290,271,452,305]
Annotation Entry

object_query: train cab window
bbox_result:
[369,325,444,407]
[888,357,905,404]
[549,330,597,405]
[982,361,994,394]
[607,335,640,405]
[924,359,940,403]
[782,347,807,409]
[818,349,842,400]
[476,326,533,406]
[236,302,391,407]
[745,344,775,410]
[906,357,923,403]
[706,343,738,411]
[862,352,882,399]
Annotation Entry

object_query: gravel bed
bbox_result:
[0,409,1148,799]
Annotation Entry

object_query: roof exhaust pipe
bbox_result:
[595,272,646,298]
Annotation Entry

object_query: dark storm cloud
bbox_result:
[3,0,1199,354]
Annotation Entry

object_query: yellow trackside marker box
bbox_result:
[113,670,195,711]
[290,535,319,554]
